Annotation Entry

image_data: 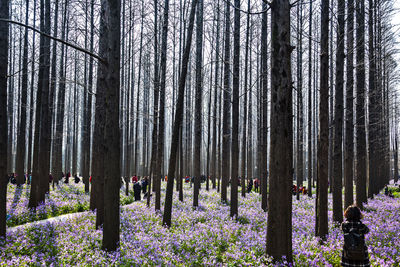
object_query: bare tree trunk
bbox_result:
[332,0,345,223]
[27,1,38,175]
[355,0,367,209]
[241,0,251,198]
[102,0,121,252]
[344,0,354,210]
[230,0,240,217]
[247,18,253,184]
[307,0,313,197]
[92,0,107,225]
[134,2,144,178]
[211,0,220,190]
[179,126,184,201]
[266,0,293,261]
[316,0,329,239]
[148,0,160,208]
[296,0,304,201]
[82,0,94,193]
[0,0,10,239]
[395,129,399,183]
[147,0,161,207]
[193,0,203,208]
[155,0,170,211]
[221,0,231,203]
[29,0,51,208]
[15,0,29,185]
[367,0,378,198]
[260,1,268,211]
[162,0,198,227]
[49,0,59,188]
[53,0,68,187]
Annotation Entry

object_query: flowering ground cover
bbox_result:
[1,183,399,266]
[5,183,134,227]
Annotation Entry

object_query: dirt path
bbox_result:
[7,201,139,234]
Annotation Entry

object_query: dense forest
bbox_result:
[0,0,399,264]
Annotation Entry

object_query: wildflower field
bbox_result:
[1,182,399,266]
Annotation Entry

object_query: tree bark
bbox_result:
[148,0,160,208]
[344,0,354,210]
[241,0,251,198]
[307,0,313,197]
[92,0,107,224]
[102,0,121,251]
[316,0,329,239]
[266,0,293,261]
[211,0,220,190]
[367,0,378,198]
[162,0,198,227]
[193,0,203,208]
[0,0,10,239]
[355,0,367,209]
[230,0,240,217]
[15,0,29,185]
[29,0,52,208]
[221,0,231,203]
[260,1,268,211]
[296,0,303,202]
[332,0,345,223]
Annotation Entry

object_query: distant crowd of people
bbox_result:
[120,175,149,201]
[292,184,308,195]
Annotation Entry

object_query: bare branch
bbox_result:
[0,18,106,64]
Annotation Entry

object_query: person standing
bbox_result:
[341,205,370,267]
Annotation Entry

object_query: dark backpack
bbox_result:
[344,227,365,260]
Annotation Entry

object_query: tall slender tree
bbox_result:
[0,0,10,239]
[211,0,220,190]
[230,0,240,217]
[355,0,367,209]
[368,0,378,198]
[296,0,304,201]
[332,0,345,223]
[102,0,121,251]
[148,0,160,208]
[344,0,354,210]
[15,0,29,184]
[260,0,268,211]
[155,0,170,211]
[162,0,198,227]
[54,0,69,186]
[316,0,329,239]
[49,0,59,189]
[307,0,313,198]
[266,0,293,261]
[92,0,107,225]
[193,0,203,208]
[221,0,231,203]
[29,0,52,208]
[241,0,251,198]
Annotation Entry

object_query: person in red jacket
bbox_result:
[132,175,138,183]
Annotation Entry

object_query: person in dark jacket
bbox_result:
[254,178,259,192]
[65,172,70,184]
[141,177,148,194]
[74,174,80,184]
[133,181,141,201]
[341,205,370,267]
[247,178,253,193]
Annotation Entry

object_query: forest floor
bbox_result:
[5,182,135,227]
[1,181,399,266]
